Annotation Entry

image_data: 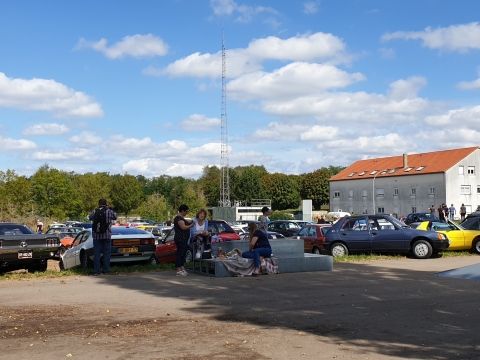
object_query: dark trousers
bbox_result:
[175,239,188,268]
[93,238,111,274]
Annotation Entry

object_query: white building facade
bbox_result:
[329,147,480,218]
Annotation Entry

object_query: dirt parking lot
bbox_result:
[1,256,479,360]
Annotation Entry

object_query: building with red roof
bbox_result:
[329,147,480,217]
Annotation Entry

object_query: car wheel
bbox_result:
[312,247,321,255]
[80,251,90,270]
[412,239,433,259]
[472,238,480,254]
[28,260,47,273]
[330,242,348,257]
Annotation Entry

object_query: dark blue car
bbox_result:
[324,215,449,259]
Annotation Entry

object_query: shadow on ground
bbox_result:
[98,262,480,360]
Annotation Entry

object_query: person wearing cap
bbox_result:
[258,206,272,233]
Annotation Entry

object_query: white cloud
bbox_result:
[161,32,348,79]
[181,114,221,130]
[229,62,364,100]
[425,105,480,127]
[23,123,69,136]
[69,131,102,145]
[300,126,339,141]
[32,148,93,161]
[0,136,36,151]
[123,158,205,178]
[253,122,310,140]
[388,76,426,99]
[77,34,168,59]
[210,0,278,22]
[457,77,480,90]
[303,1,319,15]
[0,72,103,118]
[382,22,480,52]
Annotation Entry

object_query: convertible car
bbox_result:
[416,220,480,253]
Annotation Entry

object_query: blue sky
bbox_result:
[1,0,480,178]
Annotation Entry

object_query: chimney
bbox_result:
[403,153,408,168]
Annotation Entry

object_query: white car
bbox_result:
[61,226,156,270]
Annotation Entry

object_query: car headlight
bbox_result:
[437,233,448,241]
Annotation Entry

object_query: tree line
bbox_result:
[0,164,343,224]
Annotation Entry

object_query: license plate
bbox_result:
[18,250,33,259]
[119,247,138,254]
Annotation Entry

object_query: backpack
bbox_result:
[92,207,109,234]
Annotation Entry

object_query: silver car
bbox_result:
[61,226,156,270]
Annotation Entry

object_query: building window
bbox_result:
[362,190,367,198]
[411,188,416,195]
[393,188,399,196]
[429,187,435,194]
[468,166,475,175]
[477,185,480,194]
[377,207,385,214]
[461,185,471,195]
[376,188,384,198]
[348,190,353,199]
[412,207,417,213]
[333,191,340,198]
[459,166,464,175]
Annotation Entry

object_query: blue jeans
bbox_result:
[93,238,112,274]
[242,247,272,268]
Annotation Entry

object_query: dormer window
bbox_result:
[370,170,377,175]
[404,167,413,172]
[358,171,365,176]
[416,166,425,171]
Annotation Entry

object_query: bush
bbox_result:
[270,211,294,220]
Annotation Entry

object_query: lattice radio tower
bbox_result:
[219,33,231,207]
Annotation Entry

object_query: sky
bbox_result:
[1,0,480,179]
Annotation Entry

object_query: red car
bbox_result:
[296,224,332,254]
[155,220,240,263]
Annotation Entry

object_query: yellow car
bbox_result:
[416,220,480,253]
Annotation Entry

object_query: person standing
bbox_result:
[36,219,44,234]
[89,198,117,275]
[460,203,467,221]
[448,204,456,221]
[258,206,272,233]
[174,204,194,276]
[438,204,445,222]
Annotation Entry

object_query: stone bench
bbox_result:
[187,238,333,277]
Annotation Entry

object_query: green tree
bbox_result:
[261,173,300,210]
[300,166,345,209]
[134,193,170,222]
[30,165,76,219]
[231,165,268,204]
[197,166,220,207]
[74,172,112,215]
[110,174,144,216]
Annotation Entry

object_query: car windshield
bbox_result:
[111,227,149,235]
[213,221,235,233]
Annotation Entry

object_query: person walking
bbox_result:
[173,204,194,276]
[258,206,272,233]
[448,204,456,221]
[89,198,117,275]
[460,204,467,222]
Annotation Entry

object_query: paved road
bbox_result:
[1,256,479,360]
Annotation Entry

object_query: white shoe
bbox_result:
[176,270,188,276]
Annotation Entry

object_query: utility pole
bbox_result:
[219,32,231,207]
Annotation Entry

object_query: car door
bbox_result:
[297,226,312,252]
[157,228,177,262]
[338,217,371,252]
[434,222,465,250]
[63,231,85,268]
[369,216,408,252]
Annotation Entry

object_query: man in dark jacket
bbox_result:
[89,199,117,275]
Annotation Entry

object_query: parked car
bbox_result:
[461,212,480,230]
[324,215,449,259]
[0,223,60,273]
[267,220,303,237]
[416,220,480,253]
[60,226,156,270]
[136,225,172,244]
[155,220,240,264]
[296,224,332,254]
[239,231,286,241]
[404,212,439,228]
[46,227,84,253]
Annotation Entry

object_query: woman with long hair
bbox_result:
[190,208,209,259]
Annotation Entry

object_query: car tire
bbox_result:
[80,251,90,270]
[330,242,348,257]
[312,247,321,255]
[28,260,47,273]
[412,239,433,259]
[472,238,480,254]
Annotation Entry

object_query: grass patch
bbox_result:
[440,250,476,257]
[0,262,175,281]
[333,254,403,263]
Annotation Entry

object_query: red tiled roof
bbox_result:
[330,147,478,181]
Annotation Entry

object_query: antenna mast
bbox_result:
[220,32,231,207]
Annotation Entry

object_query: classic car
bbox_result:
[61,226,156,270]
[416,220,480,253]
[0,223,60,273]
[296,224,332,254]
[325,215,449,259]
